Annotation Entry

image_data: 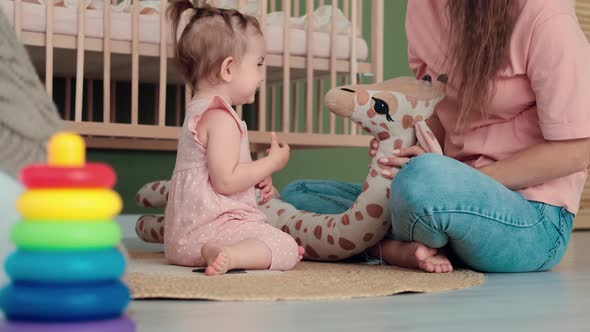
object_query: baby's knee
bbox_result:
[268,233,300,271]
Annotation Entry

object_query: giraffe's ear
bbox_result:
[414,121,443,155]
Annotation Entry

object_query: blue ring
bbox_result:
[0,280,130,322]
[5,249,126,283]
[0,316,135,332]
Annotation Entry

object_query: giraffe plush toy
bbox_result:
[134,75,447,260]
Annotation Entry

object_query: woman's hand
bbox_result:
[377,145,428,179]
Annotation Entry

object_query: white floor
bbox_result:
[119,213,590,332]
[2,215,590,332]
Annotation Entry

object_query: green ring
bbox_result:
[11,221,121,250]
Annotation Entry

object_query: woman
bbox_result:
[281,0,590,273]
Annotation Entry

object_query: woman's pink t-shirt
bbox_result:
[406,0,590,214]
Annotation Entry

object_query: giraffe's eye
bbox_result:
[372,97,393,122]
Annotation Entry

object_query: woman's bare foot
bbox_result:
[201,242,233,276]
[368,240,453,273]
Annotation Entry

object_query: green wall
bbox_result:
[87,0,411,214]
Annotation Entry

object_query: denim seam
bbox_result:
[535,208,568,271]
[411,209,545,231]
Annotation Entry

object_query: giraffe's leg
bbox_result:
[135,215,165,243]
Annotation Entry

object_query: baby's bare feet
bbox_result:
[201,242,232,276]
[369,240,453,273]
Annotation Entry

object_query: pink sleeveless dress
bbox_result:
[164,96,299,270]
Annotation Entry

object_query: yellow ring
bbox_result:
[17,189,122,220]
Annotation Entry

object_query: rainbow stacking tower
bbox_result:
[0,132,130,322]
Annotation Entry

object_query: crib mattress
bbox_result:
[2,1,369,61]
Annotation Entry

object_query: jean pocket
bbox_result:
[535,207,573,271]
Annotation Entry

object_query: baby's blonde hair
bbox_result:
[169,0,263,91]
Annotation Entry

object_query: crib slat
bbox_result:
[185,83,191,106]
[372,0,384,83]
[74,0,85,122]
[103,0,111,123]
[317,79,324,133]
[344,0,350,19]
[153,85,159,124]
[270,0,276,12]
[282,0,291,133]
[357,0,363,33]
[65,78,72,121]
[305,0,314,133]
[258,0,268,132]
[130,0,140,125]
[319,0,325,6]
[329,1,337,134]
[158,0,167,126]
[14,0,22,39]
[292,82,299,131]
[341,76,350,134]
[45,1,53,97]
[87,79,94,121]
[293,0,299,16]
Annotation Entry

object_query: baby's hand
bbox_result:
[256,176,278,203]
[268,132,290,172]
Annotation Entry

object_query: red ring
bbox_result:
[20,163,117,189]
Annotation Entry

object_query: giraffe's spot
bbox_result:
[327,235,334,245]
[362,182,369,192]
[305,245,319,258]
[328,255,339,260]
[150,229,159,241]
[339,238,356,250]
[314,225,323,240]
[394,139,403,150]
[370,170,378,177]
[415,115,424,122]
[327,219,333,228]
[325,215,330,220]
[355,211,364,221]
[159,227,165,237]
[290,215,295,219]
[371,121,378,126]
[138,219,145,231]
[135,193,140,203]
[265,205,271,209]
[304,228,308,233]
[151,181,160,191]
[295,219,303,230]
[363,127,372,133]
[357,89,370,105]
[363,233,374,242]
[295,237,302,246]
[378,132,390,141]
[313,214,321,217]
[367,108,377,118]
[425,101,431,108]
[402,115,415,129]
[386,187,390,199]
[367,204,384,218]
[258,200,265,206]
[157,216,164,223]
[406,96,418,109]
[160,186,166,195]
[380,123,389,130]
[277,209,286,216]
[341,214,350,225]
[142,198,152,208]
[281,225,290,234]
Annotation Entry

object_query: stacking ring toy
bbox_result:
[20,164,116,189]
[0,280,130,322]
[17,189,122,220]
[11,222,121,250]
[0,316,135,332]
[5,249,125,283]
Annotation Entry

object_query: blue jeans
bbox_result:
[281,154,574,272]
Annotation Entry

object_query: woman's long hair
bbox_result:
[446,0,518,128]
